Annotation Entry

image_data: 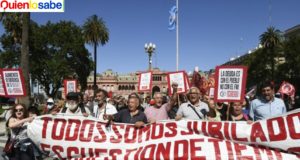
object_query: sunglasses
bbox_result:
[15,108,24,112]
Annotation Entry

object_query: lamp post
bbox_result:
[144,42,156,71]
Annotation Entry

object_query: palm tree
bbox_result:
[83,15,109,94]
[259,26,282,80]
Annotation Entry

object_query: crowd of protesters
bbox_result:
[2,80,299,159]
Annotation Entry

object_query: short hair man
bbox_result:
[249,81,286,121]
[144,92,171,123]
[175,87,209,120]
[113,96,147,128]
[93,89,117,122]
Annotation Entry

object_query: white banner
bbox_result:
[138,72,152,92]
[27,110,300,159]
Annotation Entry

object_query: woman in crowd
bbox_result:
[7,104,35,160]
[207,99,222,121]
[228,102,250,121]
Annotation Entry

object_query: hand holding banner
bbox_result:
[27,110,300,159]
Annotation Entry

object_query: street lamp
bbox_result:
[144,42,156,71]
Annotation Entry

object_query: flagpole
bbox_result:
[176,0,179,71]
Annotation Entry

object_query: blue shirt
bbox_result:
[249,97,286,121]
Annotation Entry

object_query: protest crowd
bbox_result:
[1,78,299,159]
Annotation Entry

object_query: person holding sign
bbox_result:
[144,92,172,123]
[249,81,286,121]
[175,87,209,120]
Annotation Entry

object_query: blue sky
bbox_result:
[1,0,300,74]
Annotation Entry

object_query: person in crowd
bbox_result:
[60,92,90,117]
[249,81,286,121]
[93,89,117,122]
[114,95,126,111]
[207,99,221,121]
[113,96,147,128]
[167,82,187,119]
[6,104,35,160]
[42,98,60,115]
[228,102,251,121]
[175,87,209,120]
[28,106,40,117]
[128,92,144,112]
[215,102,229,120]
[83,93,94,113]
[142,95,151,109]
[144,92,172,123]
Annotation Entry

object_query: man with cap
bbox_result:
[60,92,91,117]
[43,98,60,115]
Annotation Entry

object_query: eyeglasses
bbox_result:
[15,108,24,112]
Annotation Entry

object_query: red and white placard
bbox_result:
[1,69,26,97]
[64,79,77,97]
[214,66,247,102]
[167,71,188,95]
[0,70,5,96]
[138,72,152,92]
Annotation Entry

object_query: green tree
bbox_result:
[0,20,93,98]
[0,13,31,106]
[280,36,300,90]
[83,15,109,93]
[259,26,282,80]
[30,21,93,97]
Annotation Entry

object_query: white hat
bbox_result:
[47,98,54,103]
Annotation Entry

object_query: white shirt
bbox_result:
[93,103,117,122]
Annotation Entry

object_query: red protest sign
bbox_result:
[138,71,152,92]
[0,69,6,97]
[64,79,77,97]
[278,81,295,97]
[214,66,247,102]
[1,69,26,97]
[167,71,188,95]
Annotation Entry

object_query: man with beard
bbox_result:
[175,87,209,120]
[249,81,286,121]
[93,89,117,122]
[60,92,90,117]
